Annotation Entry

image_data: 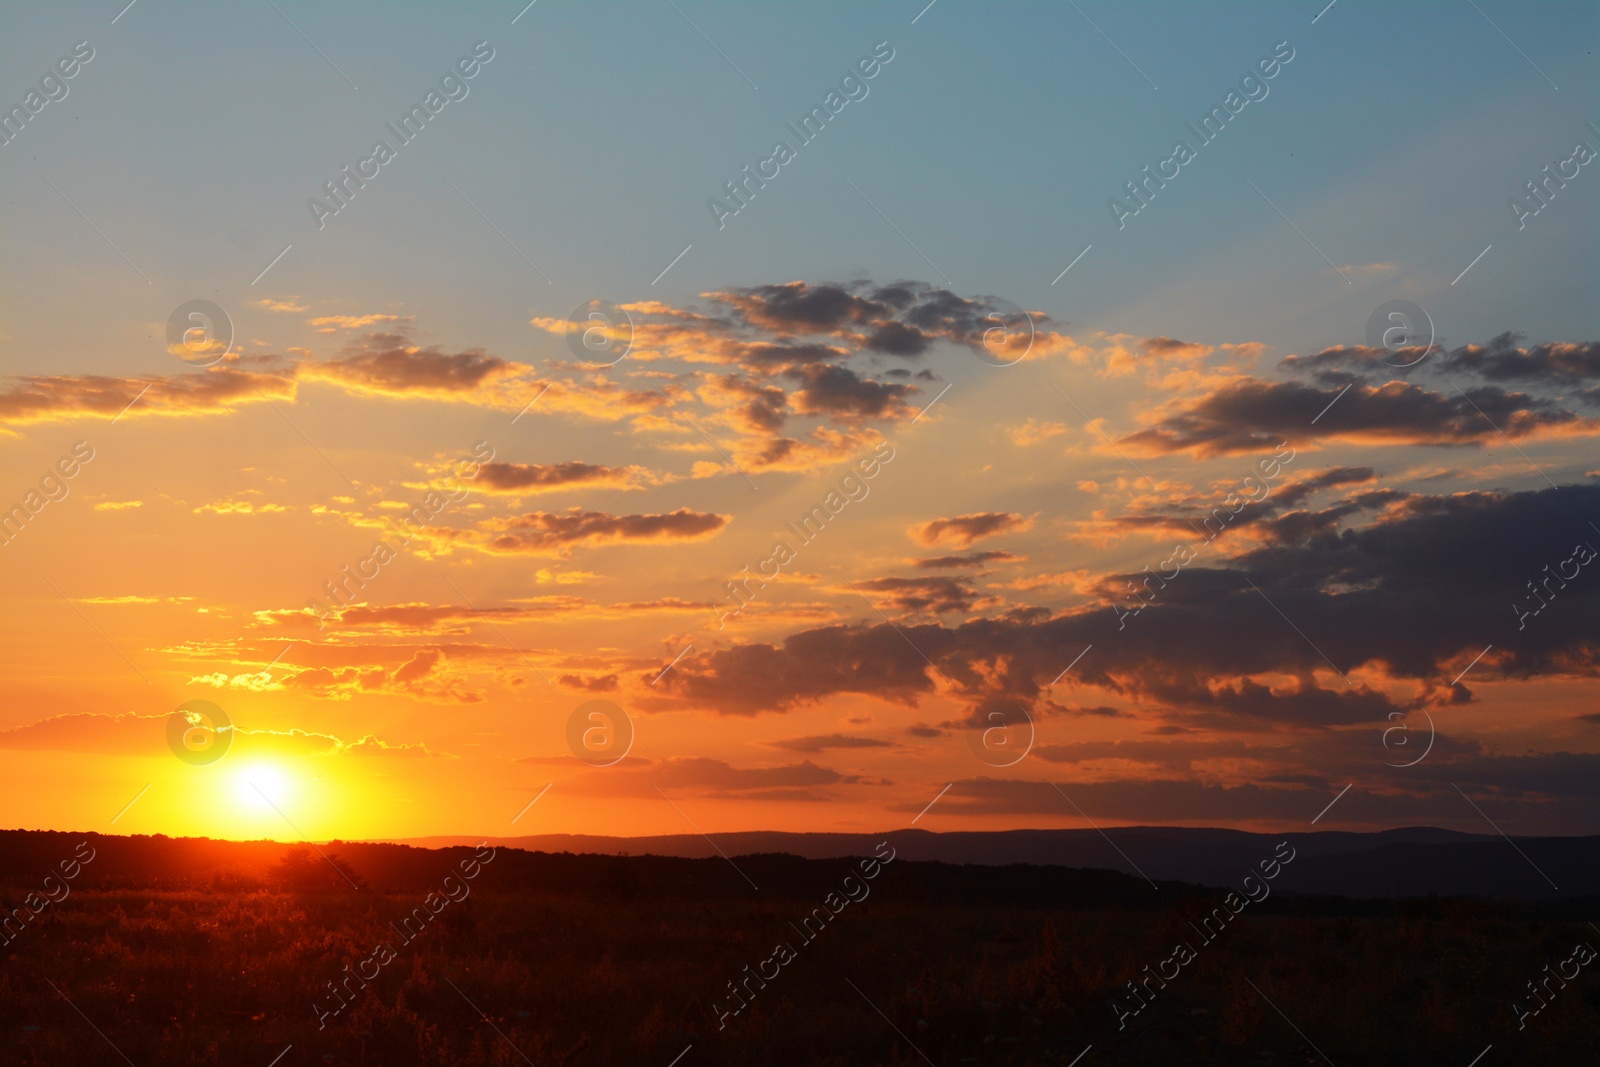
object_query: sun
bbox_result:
[227,761,299,816]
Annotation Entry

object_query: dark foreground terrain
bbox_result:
[0,830,1596,1065]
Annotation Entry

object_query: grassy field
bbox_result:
[0,833,1596,1065]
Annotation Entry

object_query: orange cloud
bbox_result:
[307,313,404,332]
[1007,419,1067,447]
[297,336,526,402]
[474,461,656,494]
[194,500,290,515]
[0,711,445,757]
[0,368,295,427]
[193,647,484,704]
[471,507,731,556]
[251,597,721,636]
[908,512,1034,548]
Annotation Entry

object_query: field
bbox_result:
[0,832,1596,1065]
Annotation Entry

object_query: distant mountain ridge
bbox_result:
[389,826,1599,900]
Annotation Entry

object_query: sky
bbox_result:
[1,0,1596,843]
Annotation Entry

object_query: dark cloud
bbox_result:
[764,733,894,752]
[909,512,1033,548]
[475,507,731,556]
[516,280,1071,465]
[475,461,648,494]
[1281,333,1600,394]
[655,484,1600,726]
[700,374,789,434]
[889,769,1600,832]
[708,280,1070,365]
[785,363,914,421]
[1080,468,1382,546]
[1441,333,1600,387]
[853,576,983,616]
[1122,378,1596,456]
[558,674,620,692]
[913,550,1022,570]
[0,368,295,426]
[716,282,890,334]
[544,755,880,801]
[865,320,933,356]
[253,597,713,635]
[728,341,849,368]
[1271,467,1379,508]
[301,335,521,397]
[1278,344,1424,384]
[1066,705,1125,717]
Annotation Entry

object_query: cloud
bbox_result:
[307,313,404,332]
[558,673,620,692]
[342,734,445,758]
[655,483,1600,725]
[192,646,485,703]
[1140,336,1212,361]
[524,377,667,423]
[0,712,446,758]
[543,755,880,801]
[471,507,731,557]
[297,334,526,401]
[850,575,985,616]
[527,281,1084,445]
[1339,262,1399,279]
[698,374,789,434]
[252,596,720,635]
[1007,419,1067,447]
[256,298,308,313]
[713,282,890,335]
[1284,333,1600,392]
[0,712,177,756]
[913,550,1022,570]
[998,569,1093,593]
[909,512,1034,548]
[1277,344,1428,383]
[474,461,656,494]
[1440,333,1600,387]
[763,733,894,752]
[874,736,1600,829]
[194,499,290,515]
[785,363,915,422]
[253,602,569,635]
[393,648,442,685]
[1120,377,1598,457]
[1071,467,1380,547]
[728,425,882,474]
[1099,333,1222,378]
[0,368,295,427]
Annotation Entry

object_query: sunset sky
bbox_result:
[1,0,1596,843]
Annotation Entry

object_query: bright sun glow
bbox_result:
[229,761,298,816]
